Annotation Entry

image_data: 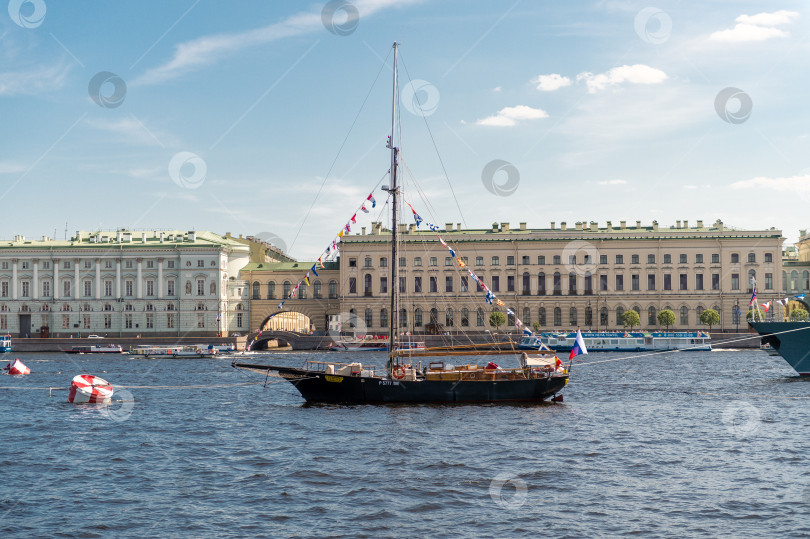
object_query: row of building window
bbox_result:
[0,303,239,313]
[0,260,185,270]
[341,305,726,329]
[346,252,773,268]
[0,279,221,298]
[339,270,771,296]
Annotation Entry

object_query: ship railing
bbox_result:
[304,360,377,377]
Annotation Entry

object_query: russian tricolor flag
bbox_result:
[568,329,588,361]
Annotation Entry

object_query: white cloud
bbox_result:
[710,10,799,42]
[531,73,572,92]
[0,162,26,174]
[598,179,627,186]
[133,0,421,86]
[0,62,72,96]
[731,174,810,193]
[493,86,502,92]
[476,105,548,127]
[576,64,668,93]
[84,116,177,147]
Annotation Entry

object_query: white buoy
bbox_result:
[4,359,30,375]
[68,374,114,404]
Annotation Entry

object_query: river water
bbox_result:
[1,349,808,538]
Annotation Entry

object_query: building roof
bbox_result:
[0,230,249,252]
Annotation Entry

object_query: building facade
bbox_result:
[0,230,249,337]
[243,219,784,334]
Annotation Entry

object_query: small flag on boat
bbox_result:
[496,299,505,306]
[277,301,285,309]
[457,258,465,268]
[311,265,319,277]
[413,213,422,227]
[485,291,494,304]
[796,294,805,300]
[304,274,310,286]
[350,213,357,224]
[569,329,588,360]
[523,328,533,336]
[506,308,514,316]
[515,318,522,329]
[367,193,376,208]
[344,223,351,233]
[360,204,369,213]
[762,301,771,313]
[749,285,757,306]
[338,230,344,238]
[448,247,456,258]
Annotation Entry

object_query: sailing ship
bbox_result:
[233,43,569,403]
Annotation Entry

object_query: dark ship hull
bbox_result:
[233,363,568,403]
[748,321,810,375]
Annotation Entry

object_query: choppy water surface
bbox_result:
[1,349,809,538]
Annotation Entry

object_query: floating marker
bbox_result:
[68,374,114,404]
[4,359,30,375]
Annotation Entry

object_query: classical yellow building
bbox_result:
[242,219,784,334]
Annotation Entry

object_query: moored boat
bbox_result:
[129,345,218,359]
[748,320,810,375]
[519,331,712,352]
[67,344,124,354]
[1,334,11,353]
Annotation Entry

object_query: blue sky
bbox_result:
[1,0,809,258]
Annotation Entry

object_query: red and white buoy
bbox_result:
[4,359,30,375]
[68,374,114,404]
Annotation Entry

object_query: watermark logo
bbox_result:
[255,231,288,254]
[481,159,520,197]
[634,7,672,44]
[100,388,135,422]
[561,240,600,276]
[401,79,440,117]
[715,87,752,124]
[489,472,528,510]
[321,0,359,36]
[721,400,761,437]
[88,71,127,109]
[168,152,207,189]
[327,310,369,343]
[8,0,46,28]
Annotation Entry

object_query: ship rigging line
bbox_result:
[288,48,392,253]
[574,325,810,367]
[398,53,467,229]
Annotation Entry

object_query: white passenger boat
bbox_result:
[129,345,219,359]
[519,331,711,352]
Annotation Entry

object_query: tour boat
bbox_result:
[328,336,425,352]
[519,331,712,352]
[67,344,124,354]
[0,334,11,353]
[129,345,218,359]
[233,43,569,403]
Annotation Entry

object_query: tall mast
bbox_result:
[388,42,399,364]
